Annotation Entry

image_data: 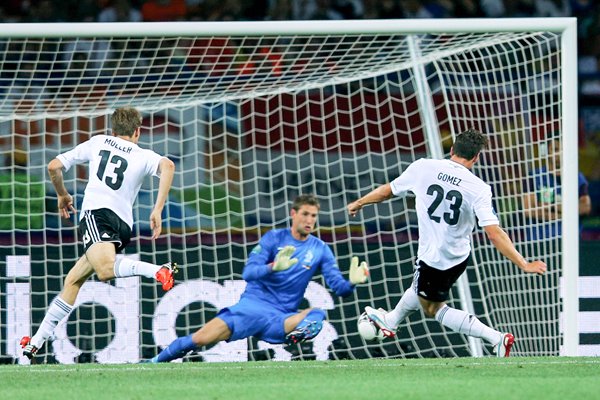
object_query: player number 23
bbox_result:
[426,184,463,225]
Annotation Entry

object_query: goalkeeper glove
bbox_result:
[349,256,369,285]
[272,245,298,272]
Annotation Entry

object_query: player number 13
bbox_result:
[96,150,128,190]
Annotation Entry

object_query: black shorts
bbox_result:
[413,258,469,302]
[78,208,131,253]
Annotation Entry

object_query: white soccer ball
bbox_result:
[357,312,384,341]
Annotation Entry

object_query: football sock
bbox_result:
[152,334,197,363]
[30,296,73,349]
[386,286,420,328]
[114,257,161,279]
[435,305,502,345]
[294,309,326,339]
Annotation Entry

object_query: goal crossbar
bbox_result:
[0,18,576,38]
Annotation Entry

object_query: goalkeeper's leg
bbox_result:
[149,318,231,363]
[284,308,326,345]
[150,335,197,363]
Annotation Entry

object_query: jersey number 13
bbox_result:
[96,150,128,190]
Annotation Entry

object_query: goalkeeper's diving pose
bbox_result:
[146,194,369,363]
[348,129,547,357]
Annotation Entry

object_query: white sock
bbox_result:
[386,286,421,328]
[31,296,73,348]
[435,305,502,345]
[114,257,161,279]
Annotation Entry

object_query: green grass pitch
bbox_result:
[1,357,598,400]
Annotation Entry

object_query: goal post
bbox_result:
[0,18,579,363]
[559,20,579,358]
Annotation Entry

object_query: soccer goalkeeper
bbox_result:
[146,194,369,363]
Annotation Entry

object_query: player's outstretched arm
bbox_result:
[347,183,393,217]
[150,157,175,239]
[349,256,369,284]
[484,224,547,275]
[48,158,75,219]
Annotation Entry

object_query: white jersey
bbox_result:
[390,158,499,270]
[57,134,163,228]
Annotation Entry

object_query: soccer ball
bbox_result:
[357,312,384,341]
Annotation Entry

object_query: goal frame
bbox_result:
[0,18,579,356]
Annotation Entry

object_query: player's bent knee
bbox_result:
[95,267,115,282]
[422,302,443,318]
[423,309,435,318]
[192,318,231,346]
[95,273,111,282]
[432,306,446,317]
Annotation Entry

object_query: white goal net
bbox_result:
[0,19,578,363]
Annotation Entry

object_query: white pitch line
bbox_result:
[5,357,600,374]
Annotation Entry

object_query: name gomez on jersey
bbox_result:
[57,135,164,228]
[390,158,499,270]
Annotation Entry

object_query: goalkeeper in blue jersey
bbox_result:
[147,194,369,363]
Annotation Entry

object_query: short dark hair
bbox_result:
[111,107,142,137]
[292,194,320,211]
[453,129,488,160]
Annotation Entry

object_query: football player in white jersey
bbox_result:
[347,129,547,357]
[21,107,178,360]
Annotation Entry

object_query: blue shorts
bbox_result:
[216,296,296,344]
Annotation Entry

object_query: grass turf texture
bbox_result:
[1,357,598,400]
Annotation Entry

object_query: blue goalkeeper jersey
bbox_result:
[241,228,355,312]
